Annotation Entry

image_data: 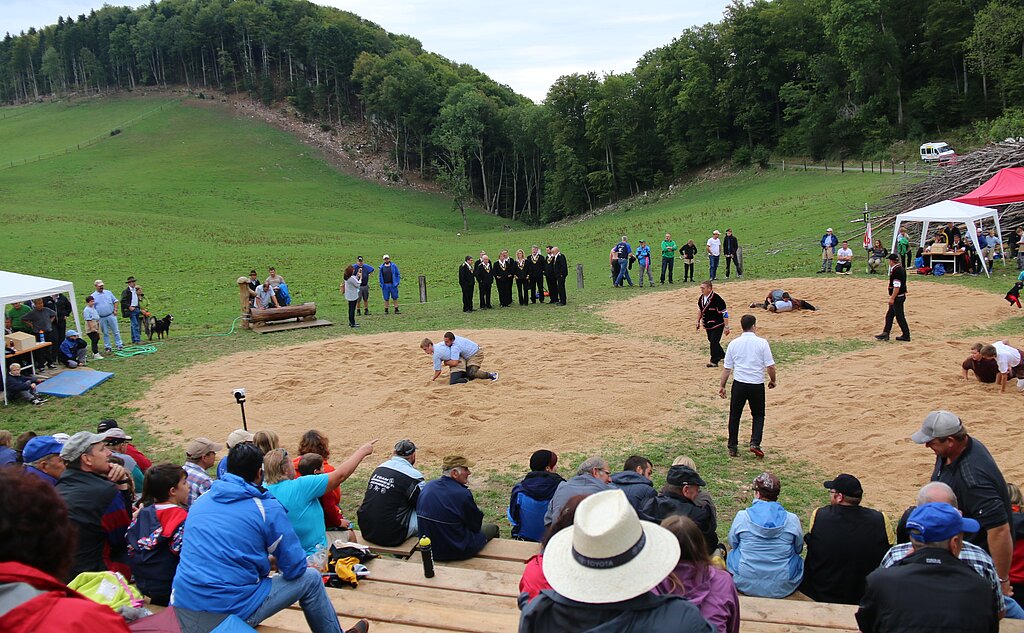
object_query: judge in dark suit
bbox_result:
[552,246,569,306]
[543,246,557,306]
[875,253,910,342]
[494,250,515,308]
[459,256,476,313]
[527,245,546,303]
[474,255,493,309]
[514,249,530,306]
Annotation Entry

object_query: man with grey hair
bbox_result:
[357,439,425,546]
[543,456,612,527]
[416,455,497,560]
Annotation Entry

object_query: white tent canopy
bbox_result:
[2,270,83,405]
[890,200,1004,277]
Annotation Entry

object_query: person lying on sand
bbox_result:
[750,290,817,312]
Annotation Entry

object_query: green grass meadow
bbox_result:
[2,94,1020,531]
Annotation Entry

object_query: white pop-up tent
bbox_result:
[890,200,1004,277]
[2,271,83,405]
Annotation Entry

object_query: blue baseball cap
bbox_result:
[22,436,65,463]
[906,502,980,542]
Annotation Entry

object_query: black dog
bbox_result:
[149,314,174,340]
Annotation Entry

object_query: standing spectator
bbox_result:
[21,436,66,485]
[82,296,102,359]
[509,450,565,542]
[552,246,569,306]
[341,265,361,329]
[610,247,621,287]
[642,464,719,554]
[357,439,425,546]
[57,330,87,368]
[0,431,16,466]
[611,455,656,514]
[800,474,891,604]
[352,256,375,316]
[247,269,261,296]
[416,455,499,561]
[636,240,654,287]
[613,235,633,288]
[723,229,741,278]
[941,221,962,247]
[697,280,730,368]
[706,230,722,280]
[865,239,888,274]
[459,256,476,313]
[494,249,515,307]
[835,241,854,274]
[182,437,221,507]
[43,293,72,348]
[21,299,57,369]
[528,245,546,303]
[544,456,612,527]
[856,503,997,633]
[661,233,677,284]
[474,254,493,309]
[726,472,804,598]
[378,254,401,314]
[120,276,143,345]
[126,464,189,606]
[912,410,1014,601]
[875,253,910,342]
[681,239,698,282]
[1009,483,1024,609]
[657,514,741,633]
[1013,226,1024,270]
[818,228,839,273]
[5,301,32,333]
[719,314,775,458]
[514,249,530,306]
[518,489,712,633]
[90,280,123,353]
[543,246,558,304]
[896,226,911,270]
[0,468,132,632]
[56,431,133,579]
[172,444,369,633]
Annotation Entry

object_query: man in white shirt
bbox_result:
[991,340,1024,393]
[719,314,776,458]
[707,230,722,281]
[835,241,854,275]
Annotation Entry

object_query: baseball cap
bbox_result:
[906,502,980,542]
[911,410,964,444]
[442,455,474,470]
[824,474,863,497]
[382,254,391,260]
[97,419,119,433]
[185,437,223,459]
[23,436,65,463]
[60,431,110,462]
[713,230,720,235]
[826,228,833,232]
[666,465,706,487]
[357,256,364,262]
[104,428,132,442]
[94,279,105,286]
[753,471,781,495]
[65,329,79,337]
[52,433,71,443]
[394,439,417,457]
[226,429,254,448]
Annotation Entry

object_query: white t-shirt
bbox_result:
[993,341,1022,374]
[774,300,794,312]
[707,238,721,256]
[837,248,853,261]
[724,332,775,384]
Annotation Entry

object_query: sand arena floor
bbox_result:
[136,276,1020,512]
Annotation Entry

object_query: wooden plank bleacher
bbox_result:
[350,530,419,558]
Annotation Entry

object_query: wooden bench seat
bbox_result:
[408,550,527,575]
[351,530,419,558]
[365,557,520,599]
[474,538,539,562]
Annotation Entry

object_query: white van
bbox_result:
[920,142,956,162]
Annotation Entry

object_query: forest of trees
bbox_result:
[3,0,1023,223]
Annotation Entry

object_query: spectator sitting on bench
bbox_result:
[126,464,189,606]
[4,364,46,406]
[217,429,254,479]
[519,494,587,603]
[57,330,88,368]
[544,456,613,528]
[518,489,713,633]
[416,455,499,561]
[21,436,66,485]
[293,429,350,532]
[642,464,719,555]
[0,431,16,466]
[611,455,656,515]
[254,281,279,310]
[0,468,132,631]
[866,239,888,274]
[836,241,854,275]
[356,439,425,547]
[171,443,369,633]
[961,343,1000,383]
[509,450,565,542]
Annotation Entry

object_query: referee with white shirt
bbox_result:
[719,314,776,458]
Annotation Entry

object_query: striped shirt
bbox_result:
[182,460,212,507]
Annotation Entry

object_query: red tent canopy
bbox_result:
[953,167,1024,206]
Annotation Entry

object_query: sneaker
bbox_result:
[394,308,400,314]
[31,398,46,406]
[94,354,104,360]
[46,363,56,369]
[749,445,765,458]
[345,620,370,633]
[116,345,124,351]
[706,362,718,368]
[104,347,112,354]
[385,308,389,314]
[350,323,360,328]
[490,373,499,382]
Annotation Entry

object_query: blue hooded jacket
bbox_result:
[170,473,307,619]
[378,262,400,287]
[726,499,804,598]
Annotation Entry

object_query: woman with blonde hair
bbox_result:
[253,430,280,455]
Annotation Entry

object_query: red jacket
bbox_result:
[0,561,131,633]
[124,444,152,472]
[519,554,550,602]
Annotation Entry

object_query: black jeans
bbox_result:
[729,381,766,448]
[87,331,100,354]
[531,276,544,302]
[706,325,725,364]
[479,283,492,308]
[684,260,695,282]
[661,258,674,282]
[883,295,909,336]
[347,300,357,326]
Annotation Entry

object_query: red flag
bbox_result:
[863,221,872,248]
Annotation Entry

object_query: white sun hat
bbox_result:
[541,489,680,604]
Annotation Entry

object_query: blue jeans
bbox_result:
[128,310,141,343]
[98,314,123,349]
[1006,595,1024,619]
[709,255,720,280]
[615,258,632,286]
[246,568,343,633]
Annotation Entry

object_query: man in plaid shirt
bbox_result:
[182,437,222,507]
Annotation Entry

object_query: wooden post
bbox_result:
[237,277,254,329]
[890,161,895,174]
[576,264,585,289]
[782,160,785,171]
[803,161,806,171]
[418,276,427,303]
[841,160,845,173]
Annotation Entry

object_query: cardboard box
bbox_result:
[929,243,947,254]
[5,332,36,353]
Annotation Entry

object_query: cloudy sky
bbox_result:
[5,0,731,101]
